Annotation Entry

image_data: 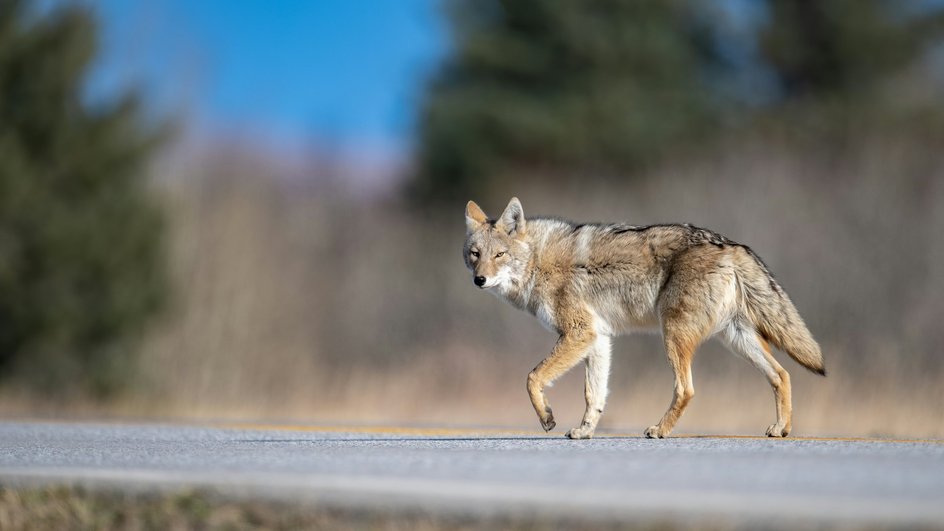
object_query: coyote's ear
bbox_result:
[465,200,488,233]
[496,197,525,236]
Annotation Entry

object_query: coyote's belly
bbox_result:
[522,271,664,336]
[570,259,666,336]
[585,283,662,336]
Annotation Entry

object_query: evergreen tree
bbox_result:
[0,1,167,396]
[412,0,944,203]
[760,0,944,101]
[412,0,726,203]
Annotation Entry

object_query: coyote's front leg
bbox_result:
[527,322,596,434]
[565,336,612,439]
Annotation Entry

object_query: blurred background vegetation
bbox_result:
[0,0,166,397]
[1,0,943,437]
[414,0,944,201]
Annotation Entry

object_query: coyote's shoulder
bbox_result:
[464,197,824,440]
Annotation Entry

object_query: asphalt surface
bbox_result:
[1,421,943,526]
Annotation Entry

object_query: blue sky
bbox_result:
[78,0,446,154]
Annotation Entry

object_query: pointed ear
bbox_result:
[465,200,488,233]
[496,197,525,236]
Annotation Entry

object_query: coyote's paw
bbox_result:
[539,409,556,432]
[766,423,790,438]
[644,425,668,439]
[564,425,594,440]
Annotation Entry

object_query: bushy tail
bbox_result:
[737,253,826,376]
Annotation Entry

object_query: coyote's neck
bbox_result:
[494,229,545,313]
[495,261,536,311]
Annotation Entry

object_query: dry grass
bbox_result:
[0,485,916,531]
[0,486,723,531]
[3,125,943,440]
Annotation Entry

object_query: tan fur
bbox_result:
[758,334,793,437]
[464,198,825,439]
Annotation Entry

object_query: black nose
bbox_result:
[474,276,486,287]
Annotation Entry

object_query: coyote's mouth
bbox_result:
[475,278,501,289]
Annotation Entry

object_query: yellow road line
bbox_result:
[223,423,545,437]
[220,422,944,445]
[669,434,944,445]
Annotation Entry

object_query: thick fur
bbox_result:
[464,197,825,439]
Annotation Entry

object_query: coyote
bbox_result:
[464,197,825,439]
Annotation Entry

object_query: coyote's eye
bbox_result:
[470,250,480,258]
[495,251,505,258]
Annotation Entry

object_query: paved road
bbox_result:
[1,421,942,526]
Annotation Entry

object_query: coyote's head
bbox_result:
[463,197,530,291]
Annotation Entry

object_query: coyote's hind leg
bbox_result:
[724,321,792,437]
[645,327,700,439]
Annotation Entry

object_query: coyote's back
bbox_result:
[464,197,824,439]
